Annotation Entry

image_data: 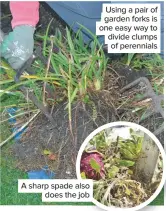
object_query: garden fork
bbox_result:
[120,77,164,137]
[15,54,56,125]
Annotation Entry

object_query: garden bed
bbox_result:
[11,70,121,178]
[11,64,163,179]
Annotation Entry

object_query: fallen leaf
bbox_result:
[43,149,52,155]
[132,98,152,107]
[48,153,57,161]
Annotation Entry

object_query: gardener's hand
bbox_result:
[0,25,35,70]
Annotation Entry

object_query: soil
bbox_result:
[12,71,120,178]
[1,2,164,179]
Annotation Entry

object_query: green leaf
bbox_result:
[0,60,16,78]
[66,28,80,66]
[81,172,86,179]
[43,18,53,56]
[118,160,135,167]
[119,131,143,160]
[0,79,14,85]
[119,141,139,160]
[108,166,119,179]
[89,158,101,173]
[43,149,52,155]
[55,28,62,43]
[91,132,107,152]
[83,94,90,103]
[126,53,135,66]
[77,23,100,46]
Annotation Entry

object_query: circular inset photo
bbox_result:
[76,122,166,211]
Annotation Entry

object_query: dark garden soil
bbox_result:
[1,2,163,179]
[12,71,121,178]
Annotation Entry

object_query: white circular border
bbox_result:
[76,121,166,211]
